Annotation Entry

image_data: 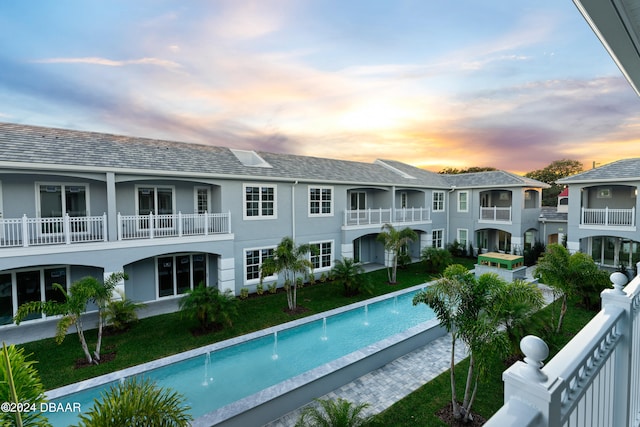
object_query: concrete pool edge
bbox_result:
[193,318,445,427]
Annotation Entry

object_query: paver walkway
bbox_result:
[263,333,468,426]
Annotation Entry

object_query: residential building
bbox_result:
[0,122,548,341]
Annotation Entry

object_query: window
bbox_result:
[310,241,333,270]
[195,187,210,214]
[309,186,333,216]
[157,253,207,298]
[400,192,408,209]
[457,191,469,212]
[0,273,12,325]
[432,191,445,212]
[8,267,69,322]
[136,186,175,229]
[245,247,275,283]
[457,229,468,250]
[432,229,444,249]
[37,183,89,233]
[597,188,611,199]
[244,184,277,219]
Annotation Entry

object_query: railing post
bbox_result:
[149,212,154,239]
[204,211,209,236]
[21,214,28,247]
[64,213,71,244]
[605,206,609,226]
[633,207,636,227]
[601,272,637,427]
[227,210,232,233]
[178,211,183,237]
[117,213,123,240]
[102,213,108,241]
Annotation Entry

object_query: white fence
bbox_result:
[485,269,640,427]
[581,207,636,227]
[344,208,431,226]
[0,214,107,247]
[479,206,512,222]
[118,212,231,240]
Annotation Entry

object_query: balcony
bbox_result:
[581,207,636,229]
[479,206,512,223]
[343,208,431,227]
[485,271,640,427]
[0,212,231,248]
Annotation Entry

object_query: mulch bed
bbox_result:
[436,402,487,426]
[74,345,117,369]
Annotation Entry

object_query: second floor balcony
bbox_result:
[581,207,636,229]
[0,212,232,248]
[343,207,431,227]
[479,206,512,223]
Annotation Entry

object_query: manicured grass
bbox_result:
[367,297,597,426]
[19,258,476,390]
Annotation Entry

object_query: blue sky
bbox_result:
[1,0,638,173]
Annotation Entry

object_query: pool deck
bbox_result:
[264,332,467,426]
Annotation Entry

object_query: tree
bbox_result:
[0,343,50,427]
[525,159,583,206]
[103,289,146,333]
[377,224,418,284]
[330,258,372,296]
[74,377,192,427]
[260,237,316,311]
[295,398,372,427]
[179,283,238,331]
[14,273,126,365]
[413,265,542,423]
[438,166,497,174]
[534,244,604,332]
[420,246,453,273]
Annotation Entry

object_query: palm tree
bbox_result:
[260,236,315,311]
[376,224,418,284]
[179,283,238,331]
[534,243,604,332]
[330,258,371,296]
[0,342,50,427]
[14,273,126,365]
[73,377,192,427]
[295,398,372,427]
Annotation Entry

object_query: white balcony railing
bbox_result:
[118,212,231,240]
[344,208,431,227]
[581,207,635,227]
[485,270,640,427]
[0,214,107,248]
[479,206,512,222]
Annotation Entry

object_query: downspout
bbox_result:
[292,180,298,240]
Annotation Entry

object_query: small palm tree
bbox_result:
[295,398,371,427]
[103,289,146,332]
[330,258,371,296]
[179,283,238,331]
[377,224,418,284]
[260,236,316,311]
[74,377,192,427]
[0,342,50,427]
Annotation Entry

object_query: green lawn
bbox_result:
[17,257,596,426]
[20,259,474,390]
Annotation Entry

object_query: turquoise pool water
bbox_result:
[47,287,434,426]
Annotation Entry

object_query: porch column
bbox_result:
[420,232,431,252]
[341,243,354,260]
[104,270,126,301]
[511,236,523,255]
[106,172,118,242]
[217,256,235,293]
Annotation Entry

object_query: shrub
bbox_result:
[256,282,264,296]
[104,291,146,332]
[268,282,278,294]
[295,398,371,427]
[421,246,453,273]
[179,284,238,331]
[240,287,249,300]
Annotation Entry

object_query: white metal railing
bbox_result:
[343,208,431,226]
[117,211,231,240]
[479,206,512,222]
[581,207,636,227]
[0,214,107,247]
[485,269,640,427]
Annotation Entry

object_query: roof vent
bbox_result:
[230,149,272,168]
[374,160,416,179]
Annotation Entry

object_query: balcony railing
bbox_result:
[118,212,231,240]
[581,207,635,227]
[344,208,431,227]
[0,212,231,248]
[479,206,512,222]
[0,214,107,248]
[485,270,640,427]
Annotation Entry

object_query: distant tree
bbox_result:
[525,159,583,206]
[438,166,497,174]
[377,224,418,284]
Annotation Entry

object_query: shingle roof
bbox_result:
[557,158,640,183]
[539,207,568,222]
[0,122,548,189]
[443,170,550,188]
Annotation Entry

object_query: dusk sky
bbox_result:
[1,1,639,174]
